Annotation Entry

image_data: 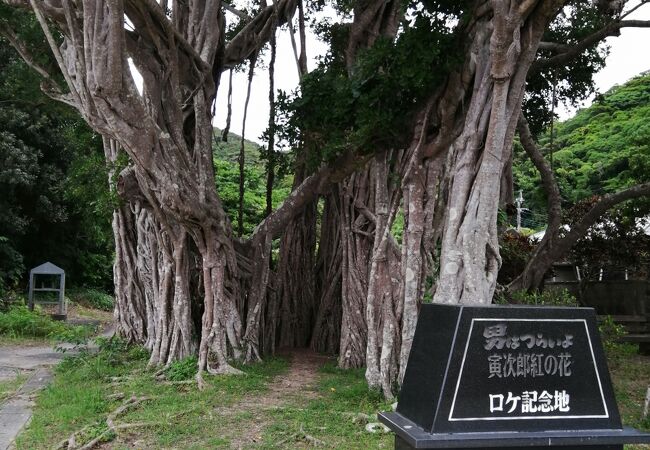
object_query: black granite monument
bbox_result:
[379,304,650,449]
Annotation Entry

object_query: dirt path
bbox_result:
[225,349,332,449]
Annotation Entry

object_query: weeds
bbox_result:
[14,340,649,449]
[598,315,632,356]
[0,373,27,402]
[494,288,579,307]
[0,303,91,342]
[67,289,114,312]
[164,356,198,381]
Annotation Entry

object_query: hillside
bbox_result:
[514,72,650,226]
[212,127,263,165]
[212,128,293,236]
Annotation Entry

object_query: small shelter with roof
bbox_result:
[28,262,67,319]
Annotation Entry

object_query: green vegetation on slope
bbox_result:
[213,128,293,236]
[514,72,650,224]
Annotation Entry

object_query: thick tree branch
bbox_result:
[533,19,650,71]
[222,2,251,22]
[518,114,562,238]
[124,0,212,74]
[250,150,373,243]
[560,183,650,247]
[27,0,83,106]
[507,114,563,291]
[0,22,61,88]
[222,0,297,69]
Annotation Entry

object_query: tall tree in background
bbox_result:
[2,0,649,398]
[0,24,113,294]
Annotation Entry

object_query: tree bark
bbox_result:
[364,153,404,399]
[338,170,374,369]
[433,0,564,306]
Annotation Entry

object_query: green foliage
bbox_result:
[0,303,89,340]
[0,26,113,291]
[213,129,293,236]
[515,73,650,222]
[68,288,114,312]
[524,1,610,134]
[164,356,199,381]
[278,8,465,169]
[598,315,629,355]
[495,288,578,307]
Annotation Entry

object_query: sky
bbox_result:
[213,2,650,143]
[212,11,330,143]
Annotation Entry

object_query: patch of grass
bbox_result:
[261,362,393,449]
[16,343,288,449]
[16,343,649,450]
[164,356,198,381]
[608,345,650,434]
[67,289,114,312]
[0,303,92,344]
[0,372,27,402]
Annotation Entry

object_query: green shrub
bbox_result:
[68,289,114,311]
[165,356,198,381]
[597,315,635,358]
[0,304,64,337]
[0,303,90,340]
[495,288,579,307]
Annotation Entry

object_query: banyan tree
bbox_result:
[2,0,649,398]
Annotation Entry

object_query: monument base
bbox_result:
[395,437,622,450]
[381,411,650,449]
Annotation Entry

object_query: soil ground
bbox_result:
[223,349,332,449]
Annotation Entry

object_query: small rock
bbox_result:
[352,412,371,424]
[365,422,390,434]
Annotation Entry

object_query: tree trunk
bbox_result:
[112,203,148,344]
[275,201,318,348]
[507,114,564,291]
[432,0,563,306]
[364,153,404,399]
[338,169,374,369]
[311,190,343,354]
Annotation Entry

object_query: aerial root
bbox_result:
[274,425,327,447]
[54,395,154,450]
[207,362,244,376]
